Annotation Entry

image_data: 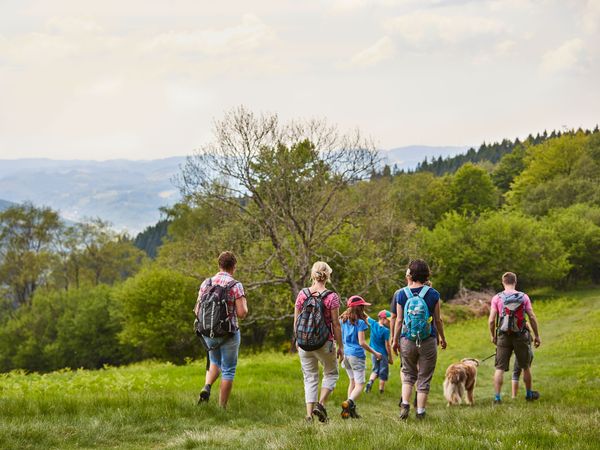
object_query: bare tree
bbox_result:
[177,106,379,299]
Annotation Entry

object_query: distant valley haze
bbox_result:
[0,145,467,234]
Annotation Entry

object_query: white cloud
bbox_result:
[541,38,586,74]
[582,0,600,33]
[349,36,395,67]
[142,14,274,56]
[385,11,506,47]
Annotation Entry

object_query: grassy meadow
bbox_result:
[1,288,599,449]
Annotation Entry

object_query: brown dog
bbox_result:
[443,358,480,406]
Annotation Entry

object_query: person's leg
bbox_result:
[205,362,221,385]
[523,367,532,391]
[316,341,339,408]
[347,379,355,398]
[513,333,537,399]
[198,337,223,402]
[378,356,389,393]
[415,337,437,414]
[400,338,418,405]
[494,335,512,402]
[348,356,366,401]
[299,348,320,418]
[217,332,240,408]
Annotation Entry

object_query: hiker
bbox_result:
[194,251,248,408]
[393,260,447,420]
[294,261,343,423]
[512,322,535,399]
[365,310,394,394]
[488,272,541,403]
[339,296,382,419]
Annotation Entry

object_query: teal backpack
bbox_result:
[401,286,432,346]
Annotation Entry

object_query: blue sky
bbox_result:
[0,0,598,160]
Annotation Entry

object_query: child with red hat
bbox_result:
[365,310,394,394]
[339,295,382,419]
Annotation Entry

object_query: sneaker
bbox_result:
[379,389,384,394]
[197,384,211,403]
[416,411,426,420]
[526,391,540,401]
[365,381,373,393]
[312,402,329,423]
[399,402,410,420]
[304,416,313,424]
[349,401,361,419]
[341,399,352,419]
[493,398,502,405]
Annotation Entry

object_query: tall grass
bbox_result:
[1,289,599,449]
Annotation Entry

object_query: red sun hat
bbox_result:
[347,295,371,307]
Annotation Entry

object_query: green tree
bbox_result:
[508,132,600,215]
[492,145,526,193]
[0,203,61,305]
[449,163,498,215]
[116,266,200,362]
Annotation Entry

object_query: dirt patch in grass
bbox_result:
[443,288,494,324]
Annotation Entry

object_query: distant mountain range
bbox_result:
[0,146,468,233]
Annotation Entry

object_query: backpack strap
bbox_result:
[402,286,413,300]
[417,285,430,299]
[302,288,312,299]
[317,289,332,301]
[225,279,238,290]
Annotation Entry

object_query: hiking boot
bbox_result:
[341,399,352,419]
[304,416,314,424]
[365,381,373,393]
[349,401,361,419]
[312,402,329,423]
[379,389,384,394]
[416,411,426,420]
[197,384,211,403]
[526,391,540,401]
[399,402,410,420]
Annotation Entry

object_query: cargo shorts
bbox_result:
[495,332,531,372]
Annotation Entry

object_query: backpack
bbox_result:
[401,285,432,345]
[497,292,526,334]
[195,278,237,339]
[295,289,332,351]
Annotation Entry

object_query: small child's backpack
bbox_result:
[401,286,432,346]
[498,292,526,334]
[195,279,237,338]
[295,289,332,351]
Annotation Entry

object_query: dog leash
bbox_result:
[480,352,496,363]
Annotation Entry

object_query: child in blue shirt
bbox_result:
[339,295,382,419]
[365,310,394,394]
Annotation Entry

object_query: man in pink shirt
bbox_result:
[488,272,541,403]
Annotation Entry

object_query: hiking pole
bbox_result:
[480,353,496,363]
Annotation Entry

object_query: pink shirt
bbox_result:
[491,290,533,315]
[295,289,340,341]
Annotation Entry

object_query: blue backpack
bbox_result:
[401,285,432,345]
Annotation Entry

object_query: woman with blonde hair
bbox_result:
[293,261,344,423]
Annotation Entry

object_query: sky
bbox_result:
[0,0,599,160]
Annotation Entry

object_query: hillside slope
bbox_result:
[1,288,598,449]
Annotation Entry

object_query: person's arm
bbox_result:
[359,330,381,359]
[393,303,403,353]
[488,304,498,345]
[330,308,344,361]
[385,340,393,364]
[433,302,447,349]
[235,296,248,319]
[527,310,541,347]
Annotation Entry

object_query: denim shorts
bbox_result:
[371,354,389,381]
[203,331,240,381]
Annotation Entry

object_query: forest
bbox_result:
[1,108,599,373]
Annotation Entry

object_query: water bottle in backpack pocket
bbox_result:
[401,286,432,345]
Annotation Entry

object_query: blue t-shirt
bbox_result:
[341,318,369,358]
[395,286,440,339]
[367,317,390,356]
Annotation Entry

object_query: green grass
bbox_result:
[1,288,599,449]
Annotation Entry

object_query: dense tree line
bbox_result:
[1,110,599,372]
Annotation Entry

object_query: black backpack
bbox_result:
[195,279,237,339]
[295,289,332,351]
